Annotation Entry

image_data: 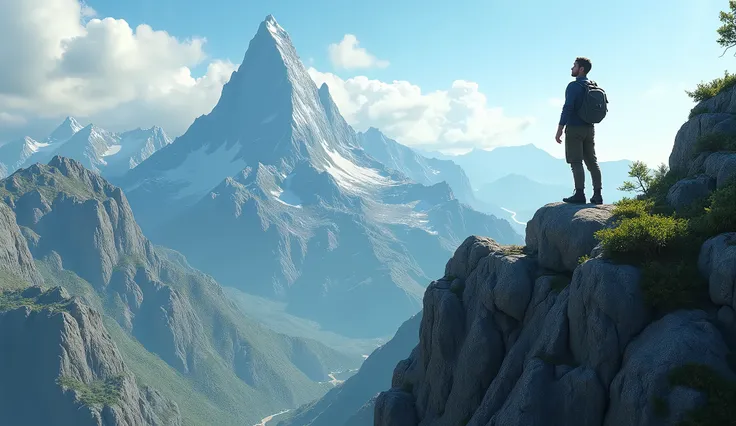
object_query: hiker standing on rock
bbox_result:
[555,56,608,204]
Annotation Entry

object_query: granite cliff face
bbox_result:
[0,156,358,425]
[0,286,181,426]
[374,86,736,426]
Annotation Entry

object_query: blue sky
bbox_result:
[1,0,733,169]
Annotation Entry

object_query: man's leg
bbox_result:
[563,126,586,203]
[582,126,603,204]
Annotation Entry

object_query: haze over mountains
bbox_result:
[117,15,522,339]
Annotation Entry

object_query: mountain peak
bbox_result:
[47,116,83,143]
[252,14,288,48]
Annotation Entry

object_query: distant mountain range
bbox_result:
[0,116,172,179]
[416,144,634,221]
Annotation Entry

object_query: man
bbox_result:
[555,56,603,205]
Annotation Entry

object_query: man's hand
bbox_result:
[555,125,564,144]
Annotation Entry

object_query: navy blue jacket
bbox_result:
[559,76,593,127]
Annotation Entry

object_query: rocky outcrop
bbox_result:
[0,286,181,426]
[525,202,614,273]
[374,201,735,426]
[0,202,43,286]
[670,86,736,180]
[666,174,715,212]
[2,156,154,288]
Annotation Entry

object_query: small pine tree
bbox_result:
[718,1,736,56]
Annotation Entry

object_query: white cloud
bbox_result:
[0,112,26,127]
[328,34,389,70]
[0,0,236,137]
[0,0,531,154]
[80,1,96,18]
[309,68,534,153]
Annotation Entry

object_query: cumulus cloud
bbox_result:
[0,0,531,154]
[309,68,534,153]
[328,34,389,70]
[0,0,236,137]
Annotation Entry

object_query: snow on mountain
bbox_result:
[0,137,41,178]
[0,118,172,179]
[122,14,522,338]
[46,116,84,143]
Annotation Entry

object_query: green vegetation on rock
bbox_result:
[0,288,73,313]
[668,363,736,426]
[57,375,125,407]
[686,70,736,103]
[596,160,736,315]
[694,132,736,155]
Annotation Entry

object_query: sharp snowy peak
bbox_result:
[46,116,83,144]
[0,117,83,179]
[0,137,51,178]
[122,15,522,339]
[123,14,400,220]
[52,124,121,174]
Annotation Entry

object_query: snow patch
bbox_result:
[321,141,395,194]
[162,142,248,199]
[270,185,303,208]
[103,145,122,157]
[26,139,50,153]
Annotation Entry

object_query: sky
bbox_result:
[0,0,733,168]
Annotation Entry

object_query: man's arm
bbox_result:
[555,82,576,143]
[559,82,577,127]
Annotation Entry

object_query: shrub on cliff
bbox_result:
[686,70,736,102]
[595,169,736,315]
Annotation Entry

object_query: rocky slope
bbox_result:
[277,313,422,426]
[373,85,736,426]
[0,286,182,426]
[0,156,358,426]
[121,15,521,339]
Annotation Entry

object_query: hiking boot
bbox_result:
[590,189,603,205]
[563,189,586,204]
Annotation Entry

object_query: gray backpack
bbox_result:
[576,80,608,124]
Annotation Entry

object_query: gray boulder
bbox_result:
[666,174,715,212]
[703,151,736,188]
[568,257,652,386]
[698,232,736,311]
[525,202,615,273]
[605,310,733,426]
[669,112,736,175]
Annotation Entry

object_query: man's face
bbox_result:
[571,62,580,77]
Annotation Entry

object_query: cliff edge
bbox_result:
[374,84,736,426]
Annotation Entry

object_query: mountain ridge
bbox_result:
[0,155,360,425]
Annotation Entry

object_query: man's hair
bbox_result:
[575,57,592,74]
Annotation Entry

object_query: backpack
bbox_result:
[575,80,608,124]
